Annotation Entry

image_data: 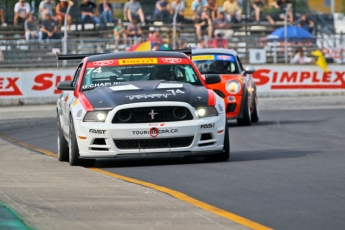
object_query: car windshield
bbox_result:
[192,54,240,75]
[81,58,202,90]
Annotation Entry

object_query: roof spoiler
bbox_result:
[56,52,105,68]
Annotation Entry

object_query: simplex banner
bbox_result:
[0,66,344,99]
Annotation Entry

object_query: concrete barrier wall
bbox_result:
[0,66,344,105]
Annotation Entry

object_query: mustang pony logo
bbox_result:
[148,109,158,120]
[93,60,114,66]
[162,58,182,63]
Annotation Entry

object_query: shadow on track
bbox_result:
[227,119,325,127]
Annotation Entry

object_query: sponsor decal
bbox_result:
[0,77,22,96]
[72,99,78,106]
[32,73,72,94]
[253,69,345,90]
[161,58,182,63]
[118,58,158,65]
[89,129,106,134]
[132,128,178,137]
[76,109,83,117]
[216,55,230,60]
[201,123,215,129]
[93,60,114,66]
[149,123,165,127]
[126,89,185,100]
[192,55,214,61]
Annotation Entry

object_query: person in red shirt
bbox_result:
[210,32,228,48]
[147,28,163,44]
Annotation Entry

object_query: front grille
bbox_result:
[114,137,194,149]
[112,107,193,123]
[227,104,236,113]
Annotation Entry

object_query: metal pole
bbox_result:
[63,5,71,67]
[284,4,291,64]
[331,0,335,14]
[172,3,179,50]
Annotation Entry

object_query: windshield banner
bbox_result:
[192,55,235,62]
[87,58,190,68]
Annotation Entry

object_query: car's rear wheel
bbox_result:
[205,126,230,162]
[57,113,69,162]
[237,94,251,126]
[69,117,95,167]
[251,94,259,123]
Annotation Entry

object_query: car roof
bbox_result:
[87,51,188,62]
[192,48,238,56]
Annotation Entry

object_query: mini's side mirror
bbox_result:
[204,74,221,84]
[57,80,74,91]
[244,66,255,75]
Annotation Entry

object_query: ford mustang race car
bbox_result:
[192,49,259,126]
[56,51,229,166]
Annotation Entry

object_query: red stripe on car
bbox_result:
[207,90,215,106]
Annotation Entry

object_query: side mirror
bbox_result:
[204,74,221,84]
[244,66,255,75]
[57,80,74,91]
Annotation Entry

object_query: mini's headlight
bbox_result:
[226,80,241,94]
[195,107,218,118]
[83,111,109,122]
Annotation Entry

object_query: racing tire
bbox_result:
[205,127,230,162]
[57,114,69,162]
[69,117,96,167]
[251,95,259,123]
[237,94,251,126]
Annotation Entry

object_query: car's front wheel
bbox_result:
[69,117,95,167]
[57,113,69,162]
[237,94,251,126]
[251,94,259,123]
[205,126,230,162]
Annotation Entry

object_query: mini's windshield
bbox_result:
[192,54,240,75]
[81,58,202,90]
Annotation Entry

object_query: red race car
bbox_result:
[192,48,259,126]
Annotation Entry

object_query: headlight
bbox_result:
[83,111,109,122]
[195,107,218,118]
[226,80,241,94]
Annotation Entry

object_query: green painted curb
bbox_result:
[0,201,35,230]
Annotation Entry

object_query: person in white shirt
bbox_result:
[290,47,315,64]
[39,0,56,20]
[14,0,31,26]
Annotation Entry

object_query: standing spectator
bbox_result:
[147,28,163,44]
[213,11,233,39]
[56,0,74,31]
[191,0,207,22]
[126,18,142,46]
[223,0,242,23]
[171,0,186,23]
[114,19,127,48]
[124,0,145,24]
[99,0,113,24]
[290,47,314,64]
[80,0,103,30]
[153,0,171,24]
[251,0,274,24]
[39,0,56,20]
[40,11,61,40]
[297,14,314,34]
[0,6,7,27]
[25,12,40,41]
[194,6,212,39]
[14,0,31,26]
[205,0,217,21]
[271,0,293,22]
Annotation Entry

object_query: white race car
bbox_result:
[56,51,229,166]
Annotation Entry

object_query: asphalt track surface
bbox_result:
[1,103,345,230]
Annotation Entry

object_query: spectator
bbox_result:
[213,11,233,39]
[124,0,145,24]
[194,6,212,39]
[114,19,127,48]
[176,38,188,49]
[171,0,186,23]
[99,0,113,24]
[39,0,56,20]
[80,0,103,30]
[152,43,161,51]
[297,14,314,34]
[40,11,61,40]
[14,0,31,26]
[148,26,155,37]
[271,0,293,22]
[290,47,314,64]
[205,0,217,21]
[210,32,228,48]
[223,0,242,23]
[191,0,207,22]
[126,18,142,46]
[154,0,171,24]
[147,28,163,44]
[25,12,40,41]
[0,6,7,27]
[56,0,74,31]
[251,0,274,24]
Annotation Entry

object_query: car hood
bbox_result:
[83,80,211,110]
